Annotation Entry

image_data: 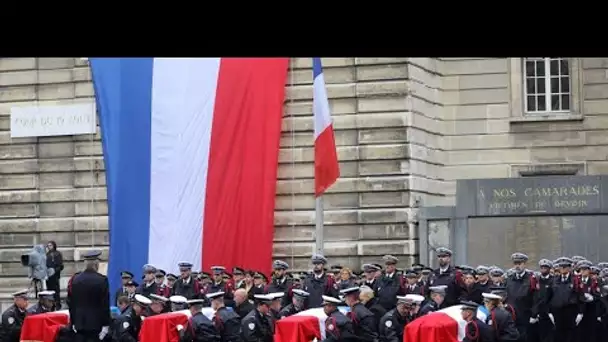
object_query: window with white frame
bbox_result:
[523,58,571,114]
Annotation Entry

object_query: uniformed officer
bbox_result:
[115,271,134,305]
[419,266,433,291]
[322,295,357,342]
[233,267,246,289]
[475,266,491,295]
[576,259,600,342]
[430,247,461,307]
[155,269,172,298]
[176,298,219,342]
[302,254,339,308]
[403,269,425,296]
[459,268,483,304]
[530,259,555,342]
[340,287,378,341]
[250,272,267,299]
[489,286,516,321]
[490,267,506,286]
[241,294,274,342]
[504,252,537,342]
[208,266,235,306]
[149,294,169,315]
[378,295,417,342]
[0,289,29,342]
[279,289,309,318]
[361,264,380,290]
[550,257,582,342]
[68,250,111,342]
[137,264,158,297]
[419,285,447,315]
[266,260,293,309]
[27,290,56,314]
[483,292,520,341]
[170,295,189,312]
[172,262,202,299]
[375,255,405,311]
[207,291,242,342]
[460,301,493,342]
[267,292,284,321]
[113,294,150,342]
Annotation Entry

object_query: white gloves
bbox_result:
[98,326,109,340]
[529,317,538,324]
[584,293,594,302]
[575,314,583,326]
[598,317,602,322]
[548,314,555,325]
[72,325,78,333]
[176,324,184,331]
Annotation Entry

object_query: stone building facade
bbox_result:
[0,57,606,304]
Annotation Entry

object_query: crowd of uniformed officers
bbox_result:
[3,246,608,342]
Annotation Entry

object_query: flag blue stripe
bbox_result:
[312,57,323,79]
[90,58,153,301]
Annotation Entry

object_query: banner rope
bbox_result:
[289,57,296,270]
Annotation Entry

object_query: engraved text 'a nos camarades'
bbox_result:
[479,184,601,214]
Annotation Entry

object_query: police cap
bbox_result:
[82,250,102,260]
[460,301,479,311]
[339,287,360,296]
[233,267,245,275]
[510,252,529,263]
[429,285,447,295]
[404,294,425,304]
[121,271,134,279]
[538,259,553,268]
[206,291,225,300]
[362,264,380,273]
[155,269,166,278]
[436,247,452,257]
[311,254,327,265]
[321,295,342,305]
[475,266,490,275]
[292,289,310,299]
[273,260,289,270]
[38,290,55,300]
[150,294,169,303]
[382,255,399,265]
[178,262,193,270]
[253,294,274,305]
[404,269,418,278]
[142,264,157,274]
[134,294,152,306]
[12,289,28,299]
[210,266,226,274]
[169,295,188,304]
[166,273,177,281]
[187,299,205,306]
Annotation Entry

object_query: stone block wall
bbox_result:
[2,57,607,307]
[0,58,443,302]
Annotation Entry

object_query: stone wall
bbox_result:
[0,58,434,303]
[2,57,607,307]
[442,58,608,200]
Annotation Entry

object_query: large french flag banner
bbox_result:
[90,58,289,297]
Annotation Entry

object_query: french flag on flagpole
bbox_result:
[313,58,340,196]
[89,58,288,300]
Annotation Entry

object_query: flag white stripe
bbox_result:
[148,58,221,272]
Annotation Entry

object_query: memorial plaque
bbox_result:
[467,215,608,269]
[457,176,608,216]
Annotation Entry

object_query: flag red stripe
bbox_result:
[202,58,289,273]
[314,125,340,197]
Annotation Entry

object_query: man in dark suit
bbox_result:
[68,250,111,342]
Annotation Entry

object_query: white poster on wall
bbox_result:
[10,100,97,138]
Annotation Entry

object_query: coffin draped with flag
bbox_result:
[90,58,289,299]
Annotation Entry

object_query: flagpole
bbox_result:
[315,197,324,254]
